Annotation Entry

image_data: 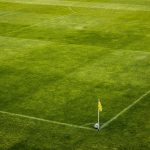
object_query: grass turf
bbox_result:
[0,0,150,149]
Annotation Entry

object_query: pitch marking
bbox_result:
[82,122,95,127]
[100,90,150,130]
[0,90,149,131]
[0,110,95,131]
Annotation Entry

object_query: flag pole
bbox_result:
[98,99,100,130]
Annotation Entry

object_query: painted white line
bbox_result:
[82,122,94,127]
[0,110,95,131]
[100,90,150,130]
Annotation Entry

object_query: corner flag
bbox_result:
[94,99,103,130]
[98,100,102,112]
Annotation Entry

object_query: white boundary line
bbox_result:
[0,90,149,131]
[0,110,95,131]
[82,122,94,127]
[100,90,150,130]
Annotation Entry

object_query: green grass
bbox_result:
[0,0,150,149]
[68,0,150,5]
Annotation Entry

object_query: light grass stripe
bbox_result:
[0,110,95,131]
[2,15,68,36]
[0,0,150,11]
[0,7,23,16]
[0,35,150,55]
[100,90,150,130]
[0,11,7,15]
[0,10,57,26]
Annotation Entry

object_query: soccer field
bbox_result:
[0,0,150,149]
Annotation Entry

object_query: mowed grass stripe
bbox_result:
[0,3,124,32]
[1,18,149,52]
[0,36,49,62]
[0,8,149,52]
[0,1,76,16]
[0,10,65,26]
[0,2,74,29]
[0,1,149,52]
[0,8,26,17]
[1,35,150,55]
[1,0,150,11]
[2,26,149,52]
[0,3,24,16]
[0,14,73,36]
[0,2,26,13]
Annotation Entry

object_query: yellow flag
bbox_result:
[98,100,102,112]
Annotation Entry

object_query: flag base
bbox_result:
[94,123,100,130]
